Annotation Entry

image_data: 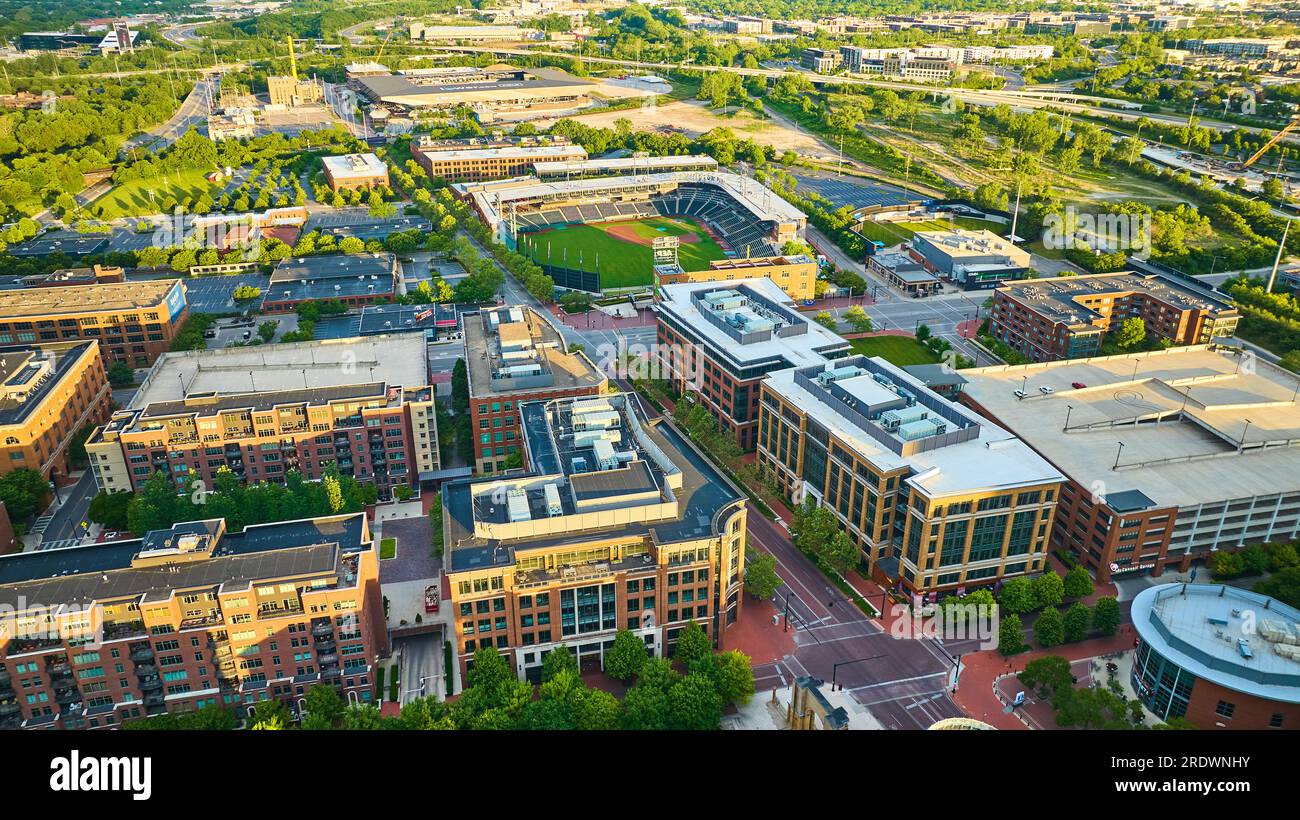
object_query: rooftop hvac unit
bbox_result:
[506,488,531,523]
[879,405,928,432]
[543,483,563,517]
[571,456,588,473]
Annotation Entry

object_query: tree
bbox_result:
[108,360,136,387]
[1034,605,1065,647]
[693,650,755,706]
[999,613,1027,655]
[744,551,781,599]
[1241,544,1271,575]
[673,621,711,666]
[603,629,648,682]
[1033,572,1065,609]
[620,658,678,730]
[668,672,724,730]
[1063,602,1092,643]
[1254,566,1300,609]
[999,577,1038,614]
[1018,655,1073,698]
[1114,316,1146,350]
[824,530,859,576]
[338,236,365,255]
[257,321,278,343]
[88,490,132,531]
[1091,596,1121,636]
[451,359,469,416]
[232,285,262,303]
[843,304,873,333]
[813,310,837,330]
[1063,565,1094,599]
[0,468,50,521]
[302,684,344,728]
[540,645,577,682]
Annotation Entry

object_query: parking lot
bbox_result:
[125,272,270,314]
[794,171,920,210]
[202,314,298,347]
[312,314,363,339]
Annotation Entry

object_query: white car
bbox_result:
[1039,386,1054,394]
[1013,389,1028,399]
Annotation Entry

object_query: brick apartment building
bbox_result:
[0,341,114,481]
[86,335,438,498]
[464,306,607,474]
[442,394,748,682]
[411,136,587,182]
[0,279,188,367]
[0,513,387,730]
[757,355,1064,595]
[655,278,849,449]
[990,271,1240,362]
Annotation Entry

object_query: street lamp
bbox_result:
[1063,404,1074,432]
[1112,441,1126,471]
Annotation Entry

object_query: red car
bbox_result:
[1071,382,1087,389]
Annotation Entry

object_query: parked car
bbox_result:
[1013,389,1028,399]
[1039,385,1054,394]
[1071,381,1087,389]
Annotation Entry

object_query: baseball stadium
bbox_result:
[455,167,807,293]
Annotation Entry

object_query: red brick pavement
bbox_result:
[953,624,1141,730]
[722,594,796,666]
[956,318,979,339]
[549,304,655,331]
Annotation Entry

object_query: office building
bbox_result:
[0,280,187,367]
[86,335,438,497]
[655,278,851,449]
[990,272,1240,362]
[959,345,1300,583]
[442,392,748,681]
[757,355,1063,595]
[0,513,386,729]
[654,254,819,302]
[321,153,390,193]
[261,253,399,313]
[465,306,607,474]
[411,140,587,182]
[267,75,323,107]
[868,252,942,297]
[1182,38,1287,58]
[1131,584,1299,729]
[0,342,113,481]
[19,265,124,289]
[909,229,1031,290]
[800,48,839,73]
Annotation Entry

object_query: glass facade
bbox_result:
[1131,639,1196,721]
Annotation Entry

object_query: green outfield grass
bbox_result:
[90,170,222,219]
[858,216,1005,247]
[848,335,941,366]
[519,216,729,289]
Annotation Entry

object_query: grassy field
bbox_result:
[90,170,221,219]
[858,216,1004,247]
[380,537,396,560]
[519,216,729,289]
[848,335,941,366]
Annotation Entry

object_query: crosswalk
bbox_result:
[37,538,82,552]
[30,513,54,535]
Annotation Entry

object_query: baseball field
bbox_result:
[518,216,730,289]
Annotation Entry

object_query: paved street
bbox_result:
[38,471,98,545]
[394,631,445,705]
[745,513,966,729]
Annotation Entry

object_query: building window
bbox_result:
[1215,700,1235,719]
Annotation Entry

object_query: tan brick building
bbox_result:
[0,280,188,367]
[443,393,747,682]
[0,513,387,729]
[0,341,114,481]
[655,254,820,302]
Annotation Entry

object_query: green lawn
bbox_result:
[849,335,941,366]
[379,537,396,560]
[519,216,729,289]
[90,169,221,219]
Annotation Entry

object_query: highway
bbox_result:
[122,75,218,156]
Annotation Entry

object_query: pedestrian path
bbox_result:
[30,513,54,535]
[37,538,81,551]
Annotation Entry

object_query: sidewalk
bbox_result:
[952,624,1140,730]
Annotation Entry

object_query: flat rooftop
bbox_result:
[444,393,744,571]
[997,271,1236,327]
[534,155,718,176]
[265,253,397,304]
[960,345,1300,510]
[0,279,181,319]
[1132,583,1300,705]
[321,153,388,179]
[0,342,97,427]
[765,355,1063,498]
[464,305,604,399]
[419,144,587,164]
[130,334,429,408]
[656,277,850,370]
[913,228,1030,263]
[0,515,368,612]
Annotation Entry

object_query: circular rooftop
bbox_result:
[1131,583,1300,704]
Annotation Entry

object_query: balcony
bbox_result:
[134,663,157,677]
[46,662,70,675]
[129,647,154,662]
[103,621,147,641]
[258,606,304,620]
[314,639,336,653]
[0,701,20,717]
[311,621,333,637]
[55,690,81,706]
[179,613,221,630]
[139,676,162,691]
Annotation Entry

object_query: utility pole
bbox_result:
[1009,175,1024,242]
[1266,217,1291,293]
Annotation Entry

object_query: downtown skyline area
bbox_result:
[0,0,1295,803]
